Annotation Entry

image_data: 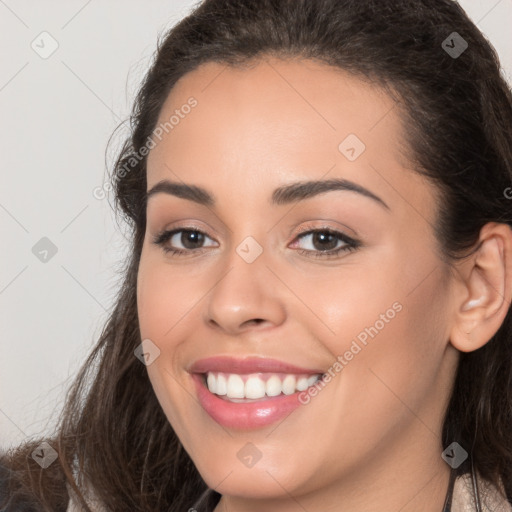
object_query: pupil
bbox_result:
[313,232,337,251]
[182,230,204,249]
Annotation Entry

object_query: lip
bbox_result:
[191,373,319,430]
[188,356,325,430]
[188,355,324,375]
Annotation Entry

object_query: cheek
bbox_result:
[137,263,174,341]
[304,251,450,434]
[137,251,202,341]
[137,256,196,436]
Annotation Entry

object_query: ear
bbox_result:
[449,222,512,353]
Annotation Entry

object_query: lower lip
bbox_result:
[191,373,313,430]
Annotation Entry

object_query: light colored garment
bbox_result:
[66,480,109,512]
[66,470,512,511]
[451,471,512,512]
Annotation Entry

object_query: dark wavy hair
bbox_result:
[2,0,512,510]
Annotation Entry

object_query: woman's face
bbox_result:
[137,57,458,508]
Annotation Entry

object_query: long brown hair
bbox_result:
[2,0,512,510]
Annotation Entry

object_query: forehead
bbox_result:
[146,56,438,219]
[150,57,402,161]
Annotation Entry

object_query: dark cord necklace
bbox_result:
[442,467,457,511]
[442,459,483,512]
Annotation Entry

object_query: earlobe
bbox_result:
[449,224,512,353]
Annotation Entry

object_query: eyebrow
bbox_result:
[146,178,390,210]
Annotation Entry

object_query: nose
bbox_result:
[203,248,286,335]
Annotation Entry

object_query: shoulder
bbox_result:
[0,448,70,512]
[452,470,512,512]
[0,460,40,511]
[65,479,109,512]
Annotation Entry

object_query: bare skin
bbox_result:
[136,56,512,511]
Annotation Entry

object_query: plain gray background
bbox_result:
[1,0,511,452]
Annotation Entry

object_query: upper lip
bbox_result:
[188,356,324,375]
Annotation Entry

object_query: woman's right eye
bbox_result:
[152,228,218,256]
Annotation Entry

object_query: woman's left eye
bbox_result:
[152,227,361,259]
[290,229,361,259]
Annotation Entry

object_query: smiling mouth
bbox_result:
[200,371,324,402]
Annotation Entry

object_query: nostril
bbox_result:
[247,318,265,326]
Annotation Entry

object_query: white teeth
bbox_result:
[296,377,309,391]
[245,376,266,399]
[266,375,282,397]
[207,373,216,393]
[216,374,227,395]
[282,375,296,395]
[307,375,319,387]
[226,374,245,398]
[205,372,322,399]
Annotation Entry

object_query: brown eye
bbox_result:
[292,229,361,259]
[152,228,217,255]
[179,230,206,249]
[308,231,339,251]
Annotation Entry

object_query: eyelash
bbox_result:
[152,225,361,259]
